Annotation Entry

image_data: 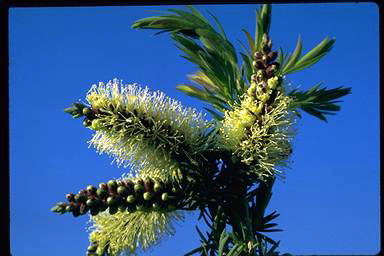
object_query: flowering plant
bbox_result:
[51,4,350,256]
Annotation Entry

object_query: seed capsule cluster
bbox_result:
[245,34,283,117]
[51,178,182,217]
[251,34,280,83]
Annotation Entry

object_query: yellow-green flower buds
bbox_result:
[153,181,162,192]
[117,186,128,196]
[127,195,136,204]
[83,118,92,127]
[91,119,103,130]
[161,192,169,201]
[107,180,117,191]
[96,188,108,199]
[134,183,144,192]
[143,192,152,201]
[87,185,97,195]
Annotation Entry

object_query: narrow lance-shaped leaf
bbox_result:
[281,34,302,74]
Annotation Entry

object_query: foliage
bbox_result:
[53,4,351,256]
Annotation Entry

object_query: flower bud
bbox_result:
[87,244,98,253]
[161,192,169,201]
[267,51,278,62]
[91,119,103,130]
[65,204,74,212]
[107,180,117,191]
[253,60,265,70]
[96,188,108,199]
[143,192,152,201]
[74,193,87,203]
[86,198,97,208]
[99,182,108,190]
[66,193,75,202]
[134,183,144,192]
[153,181,162,193]
[254,51,263,60]
[127,195,136,204]
[117,186,128,196]
[82,107,92,116]
[83,118,92,128]
[107,196,117,206]
[87,185,97,195]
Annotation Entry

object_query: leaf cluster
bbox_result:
[133,6,249,120]
[288,84,351,121]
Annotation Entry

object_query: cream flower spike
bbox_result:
[221,78,296,180]
[85,79,214,180]
[88,209,184,255]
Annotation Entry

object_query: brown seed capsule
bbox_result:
[72,205,80,217]
[254,51,263,60]
[90,208,99,216]
[270,62,280,69]
[99,182,108,191]
[74,193,87,203]
[79,203,89,215]
[109,206,118,215]
[144,178,153,192]
[267,51,278,62]
[66,193,75,202]
[253,60,266,70]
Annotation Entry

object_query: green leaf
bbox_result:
[242,29,255,55]
[218,231,230,256]
[288,84,351,122]
[282,37,336,75]
[177,85,209,101]
[204,108,224,121]
[281,34,302,74]
[227,243,247,256]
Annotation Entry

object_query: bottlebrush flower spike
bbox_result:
[221,39,296,179]
[88,209,184,256]
[79,79,215,180]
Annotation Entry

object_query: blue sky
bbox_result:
[9,3,379,256]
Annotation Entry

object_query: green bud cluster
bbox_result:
[64,102,88,119]
[51,177,182,217]
[64,102,98,129]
